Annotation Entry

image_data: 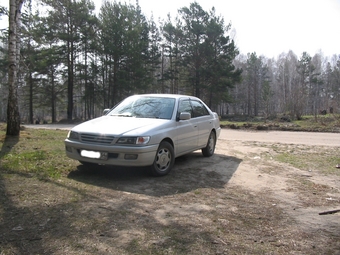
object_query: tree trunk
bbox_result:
[67,39,74,121]
[51,67,56,123]
[7,0,24,136]
[28,72,33,124]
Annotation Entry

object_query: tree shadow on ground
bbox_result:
[67,151,242,197]
[0,135,19,155]
[0,135,33,254]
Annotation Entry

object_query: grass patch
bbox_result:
[272,145,340,176]
[0,125,76,179]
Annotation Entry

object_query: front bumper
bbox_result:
[65,139,158,166]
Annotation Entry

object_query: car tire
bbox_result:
[202,131,216,157]
[150,141,175,176]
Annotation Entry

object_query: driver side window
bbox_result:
[178,100,193,117]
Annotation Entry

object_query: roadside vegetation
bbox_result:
[221,114,340,133]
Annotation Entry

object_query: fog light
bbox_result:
[66,146,72,152]
[124,154,138,160]
[100,152,108,160]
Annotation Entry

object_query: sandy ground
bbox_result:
[217,129,340,245]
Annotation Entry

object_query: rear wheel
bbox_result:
[202,131,216,157]
[150,141,175,176]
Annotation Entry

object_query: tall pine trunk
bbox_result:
[67,39,74,121]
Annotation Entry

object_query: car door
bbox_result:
[190,100,213,148]
[175,99,199,155]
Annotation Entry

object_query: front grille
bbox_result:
[80,133,115,145]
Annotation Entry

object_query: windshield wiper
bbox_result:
[110,113,133,117]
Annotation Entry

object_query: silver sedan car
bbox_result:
[65,94,221,176]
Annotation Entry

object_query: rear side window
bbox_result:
[178,99,209,118]
[191,100,209,117]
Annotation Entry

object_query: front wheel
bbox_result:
[150,141,175,176]
[202,131,216,157]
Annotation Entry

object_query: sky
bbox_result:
[0,0,339,58]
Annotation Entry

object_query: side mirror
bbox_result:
[103,109,110,115]
[179,112,191,120]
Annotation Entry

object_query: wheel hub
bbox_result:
[156,149,170,169]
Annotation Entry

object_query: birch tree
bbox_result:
[7,0,24,136]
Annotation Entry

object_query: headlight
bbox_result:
[116,136,150,145]
[68,131,80,140]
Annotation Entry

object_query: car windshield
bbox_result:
[108,96,175,120]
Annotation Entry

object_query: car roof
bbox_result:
[132,94,200,100]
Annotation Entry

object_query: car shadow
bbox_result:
[67,151,242,197]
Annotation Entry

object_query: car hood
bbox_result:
[71,116,167,136]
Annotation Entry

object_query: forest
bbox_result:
[0,0,340,124]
